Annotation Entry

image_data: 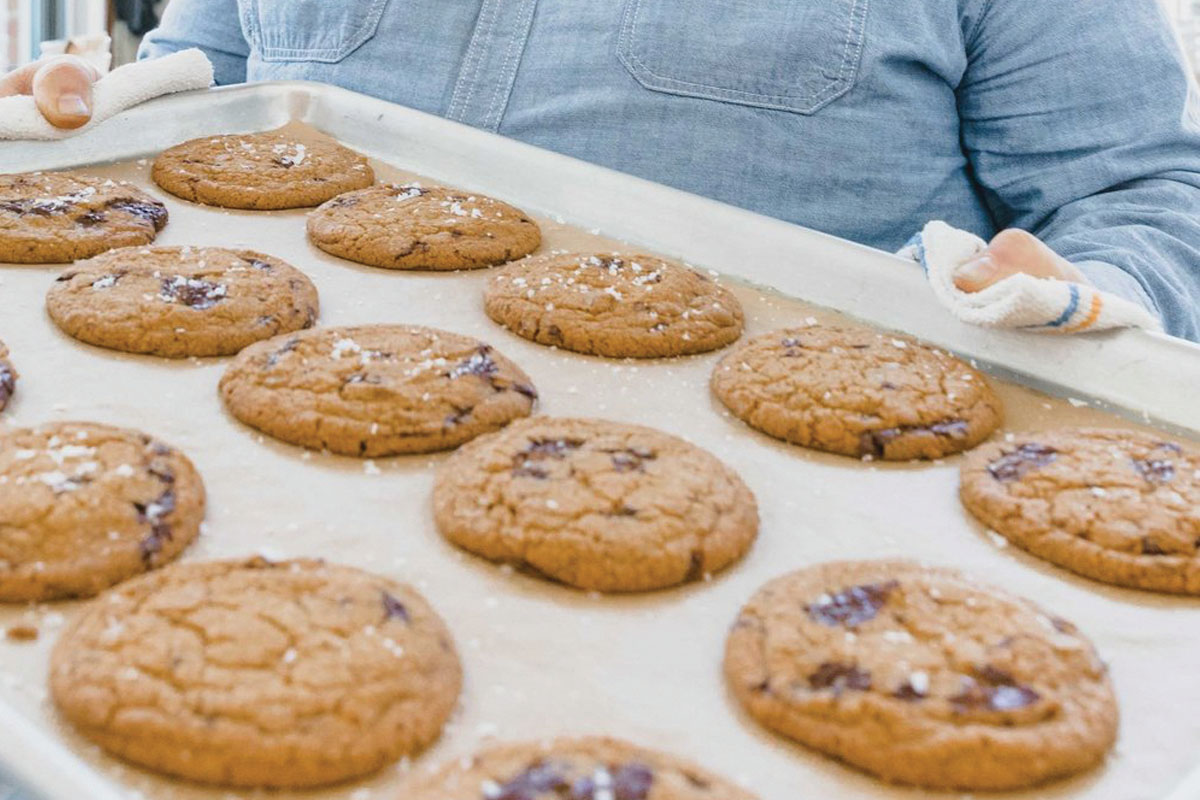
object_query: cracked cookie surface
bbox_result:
[404,736,758,800]
[0,421,204,601]
[219,325,537,456]
[307,182,541,270]
[0,172,168,263]
[484,252,744,358]
[0,339,15,411]
[50,557,462,788]
[151,132,374,209]
[433,417,758,592]
[960,428,1200,594]
[47,246,319,358]
[724,560,1117,790]
[711,325,1001,460]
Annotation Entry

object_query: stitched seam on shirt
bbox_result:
[449,0,501,121]
[619,0,866,108]
[964,0,991,54]
[483,0,537,131]
[251,0,388,62]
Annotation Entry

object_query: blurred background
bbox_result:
[2,0,1200,74]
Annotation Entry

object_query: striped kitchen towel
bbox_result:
[899,221,1161,333]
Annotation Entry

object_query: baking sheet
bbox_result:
[1,117,1199,800]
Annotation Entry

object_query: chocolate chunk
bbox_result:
[585,255,626,271]
[107,198,168,230]
[987,442,1058,481]
[247,258,273,271]
[391,184,428,201]
[860,419,969,457]
[0,364,13,408]
[75,210,106,227]
[160,276,227,310]
[448,346,499,381]
[951,665,1040,712]
[1133,458,1175,485]
[806,580,899,628]
[808,661,872,693]
[490,762,569,800]
[893,680,927,701]
[511,437,584,478]
[381,591,409,622]
[265,338,299,368]
[605,447,657,473]
[139,523,173,564]
[1141,537,1167,555]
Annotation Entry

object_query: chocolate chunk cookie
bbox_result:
[306,182,541,270]
[484,252,745,358]
[404,736,758,800]
[433,417,758,592]
[0,172,168,263]
[50,557,462,788]
[0,339,15,412]
[0,422,204,601]
[151,132,374,209]
[712,325,1002,460]
[960,428,1200,594]
[219,325,537,456]
[724,560,1117,790]
[46,246,320,358]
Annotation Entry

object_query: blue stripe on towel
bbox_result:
[1047,284,1080,328]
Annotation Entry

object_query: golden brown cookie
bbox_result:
[219,325,537,457]
[484,252,745,358]
[433,417,758,592]
[711,325,1002,460]
[0,422,204,601]
[306,182,541,270]
[404,736,758,800]
[46,246,320,358]
[0,339,15,412]
[724,560,1118,790]
[960,428,1200,594]
[50,557,462,788]
[151,132,373,209]
[0,172,167,263]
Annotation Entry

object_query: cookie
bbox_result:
[151,132,374,209]
[484,252,745,358]
[433,417,758,592]
[0,339,15,412]
[0,422,204,601]
[724,560,1117,790]
[50,557,462,788]
[404,736,758,800]
[0,172,167,263]
[712,325,1002,460]
[306,182,541,270]
[47,246,320,358]
[960,428,1200,594]
[219,325,537,457]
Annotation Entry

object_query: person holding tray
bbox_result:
[4,0,1198,340]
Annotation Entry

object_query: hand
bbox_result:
[0,55,101,129]
[953,228,1088,292]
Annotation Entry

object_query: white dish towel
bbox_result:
[899,220,1161,333]
[0,49,213,141]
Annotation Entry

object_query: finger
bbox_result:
[952,252,1014,292]
[32,56,100,129]
[0,62,41,97]
[954,229,1085,292]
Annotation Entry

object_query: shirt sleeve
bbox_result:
[958,0,1200,340]
[137,0,249,86]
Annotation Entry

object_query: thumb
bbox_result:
[32,56,99,130]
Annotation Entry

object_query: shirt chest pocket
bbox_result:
[617,0,869,115]
[239,0,390,63]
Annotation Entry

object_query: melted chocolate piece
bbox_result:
[247,258,273,271]
[392,184,429,200]
[951,665,1040,713]
[489,762,569,800]
[0,364,13,408]
[381,591,409,622]
[1133,458,1175,485]
[604,447,656,473]
[511,437,584,478]
[893,680,927,701]
[448,346,499,380]
[135,489,176,565]
[160,276,227,310]
[265,338,299,368]
[987,442,1058,481]
[612,764,654,800]
[107,198,168,230]
[859,419,970,458]
[75,210,106,227]
[806,580,899,628]
[808,661,872,693]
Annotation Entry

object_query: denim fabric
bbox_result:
[142,0,1200,340]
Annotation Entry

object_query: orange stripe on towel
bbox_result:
[1067,292,1103,332]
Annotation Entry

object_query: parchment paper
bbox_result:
[0,125,1197,800]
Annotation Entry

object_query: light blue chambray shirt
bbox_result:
[140,0,1200,340]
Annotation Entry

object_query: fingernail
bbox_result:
[954,254,998,286]
[57,94,89,117]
